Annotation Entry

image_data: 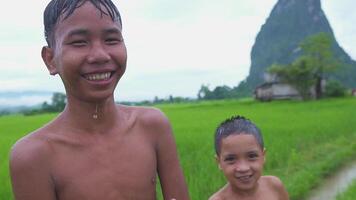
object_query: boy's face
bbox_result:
[216,133,265,192]
[43,1,127,102]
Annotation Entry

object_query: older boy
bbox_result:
[209,116,289,200]
[9,0,189,199]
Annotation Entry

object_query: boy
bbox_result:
[9,0,189,200]
[209,116,289,200]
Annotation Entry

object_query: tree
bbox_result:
[232,80,251,98]
[268,32,342,100]
[268,56,316,100]
[41,101,52,112]
[324,80,347,97]
[51,92,66,111]
[212,85,232,99]
[300,32,341,99]
[197,84,212,100]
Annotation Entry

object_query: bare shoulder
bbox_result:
[10,127,58,199]
[261,176,289,200]
[208,185,228,200]
[262,175,284,188]
[208,193,224,200]
[134,105,168,123]
[119,105,171,131]
[118,105,190,199]
[10,129,52,170]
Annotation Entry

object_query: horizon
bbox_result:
[1,0,355,107]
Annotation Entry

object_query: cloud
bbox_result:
[322,0,356,59]
[1,0,355,104]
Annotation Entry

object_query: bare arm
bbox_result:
[9,137,57,200]
[150,109,190,200]
[277,180,289,200]
[267,176,289,200]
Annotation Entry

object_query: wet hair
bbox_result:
[43,0,122,47]
[214,115,264,155]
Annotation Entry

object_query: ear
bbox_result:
[215,155,222,170]
[41,46,58,75]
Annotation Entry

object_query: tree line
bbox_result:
[22,92,66,115]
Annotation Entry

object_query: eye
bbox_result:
[105,37,123,45]
[247,153,259,160]
[224,156,236,164]
[69,40,87,47]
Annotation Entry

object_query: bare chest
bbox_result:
[50,134,157,200]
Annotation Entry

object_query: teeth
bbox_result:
[85,72,111,81]
[236,175,252,181]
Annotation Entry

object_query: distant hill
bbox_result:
[0,91,53,111]
[241,0,356,94]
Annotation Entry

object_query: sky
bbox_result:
[0,0,355,106]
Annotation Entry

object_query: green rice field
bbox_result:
[1,97,356,200]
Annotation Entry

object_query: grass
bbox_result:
[1,97,356,199]
[0,113,58,200]
[156,97,356,199]
[336,179,356,200]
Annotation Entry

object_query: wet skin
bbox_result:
[210,134,289,200]
[10,2,189,200]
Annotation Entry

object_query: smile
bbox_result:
[236,175,253,182]
[84,72,112,81]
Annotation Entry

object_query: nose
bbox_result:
[87,42,110,64]
[234,160,250,172]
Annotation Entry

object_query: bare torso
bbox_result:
[49,119,157,199]
[15,105,162,200]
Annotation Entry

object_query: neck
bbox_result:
[58,96,120,134]
[228,182,259,198]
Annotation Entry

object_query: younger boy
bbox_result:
[9,0,189,200]
[209,116,289,200]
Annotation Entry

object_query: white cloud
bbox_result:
[0,0,355,104]
[322,0,356,59]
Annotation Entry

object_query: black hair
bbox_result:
[214,115,264,155]
[43,0,122,47]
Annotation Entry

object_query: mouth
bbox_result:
[236,174,253,182]
[83,72,113,81]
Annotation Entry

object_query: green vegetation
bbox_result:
[300,32,341,99]
[158,97,356,199]
[1,98,356,200]
[0,113,58,200]
[22,92,66,116]
[324,80,348,97]
[337,179,356,200]
[269,57,316,100]
[268,32,344,100]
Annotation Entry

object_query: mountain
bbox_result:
[242,0,356,94]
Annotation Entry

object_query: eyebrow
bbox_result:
[247,150,259,154]
[66,29,89,38]
[104,27,120,33]
[103,27,123,37]
[223,153,236,158]
[65,27,121,36]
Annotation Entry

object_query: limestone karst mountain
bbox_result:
[242,0,356,94]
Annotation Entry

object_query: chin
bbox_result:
[230,179,257,191]
[73,90,115,103]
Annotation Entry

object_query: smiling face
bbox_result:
[42,1,127,103]
[216,133,265,192]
